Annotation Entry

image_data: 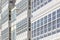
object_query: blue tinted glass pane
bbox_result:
[52,21,56,30]
[44,1,47,5]
[41,26,43,30]
[41,18,43,26]
[40,36,43,39]
[52,31,56,35]
[57,24,60,28]
[32,31,34,37]
[52,20,56,25]
[57,18,60,28]
[37,0,39,5]
[44,25,47,29]
[52,11,56,20]
[41,0,43,3]
[34,0,36,7]
[48,18,51,22]
[48,23,51,31]
[37,37,40,40]
[31,23,34,30]
[57,18,60,23]
[48,23,51,27]
[57,14,60,18]
[48,14,51,18]
[41,4,43,7]
[57,29,60,33]
[52,16,56,20]
[57,9,60,14]
[52,11,56,16]
[32,2,33,9]
[37,20,39,27]
[48,33,51,36]
[44,16,47,20]
[44,34,47,37]
[48,14,51,22]
[44,20,47,24]
[44,29,47,33]
[41,30,43,34]
[40,26,43,34]
[37,28,40,36]
[48,27,51,31]
[37,6,40,10]
[39,19,41,26]
[34,30,36,37]
[44,25,47,33]
[48,0,51,2]
[52,25,56,30]
[57,9,60,18]
[34,22,36,29]
[41,22,43,26]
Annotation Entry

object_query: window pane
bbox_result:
[44,34,47,37]
[48,32,51,36]
[40,26,43,34]
[44,16,47,24]
[44,25,47,33]
[41,0,43,3]
[48,23,51,31]
[37,20,39,27]
[37,28,40,36]
[48,14,51,22]
[57,9,60,18]
[34,22,37,29]
[41,18,43,26]
[57,29,60,33]
[52,20,56,30]
[52,11,56,20]
[48,0,52,2]
[34,30,36,37]
[52,31,56,35]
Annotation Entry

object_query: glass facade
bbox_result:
[31,8,60,40]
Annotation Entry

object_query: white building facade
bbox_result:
[15,0,28,40]
[1,0,60,40]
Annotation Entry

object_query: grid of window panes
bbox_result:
[31,8,60,40]
[32,0,52,13]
